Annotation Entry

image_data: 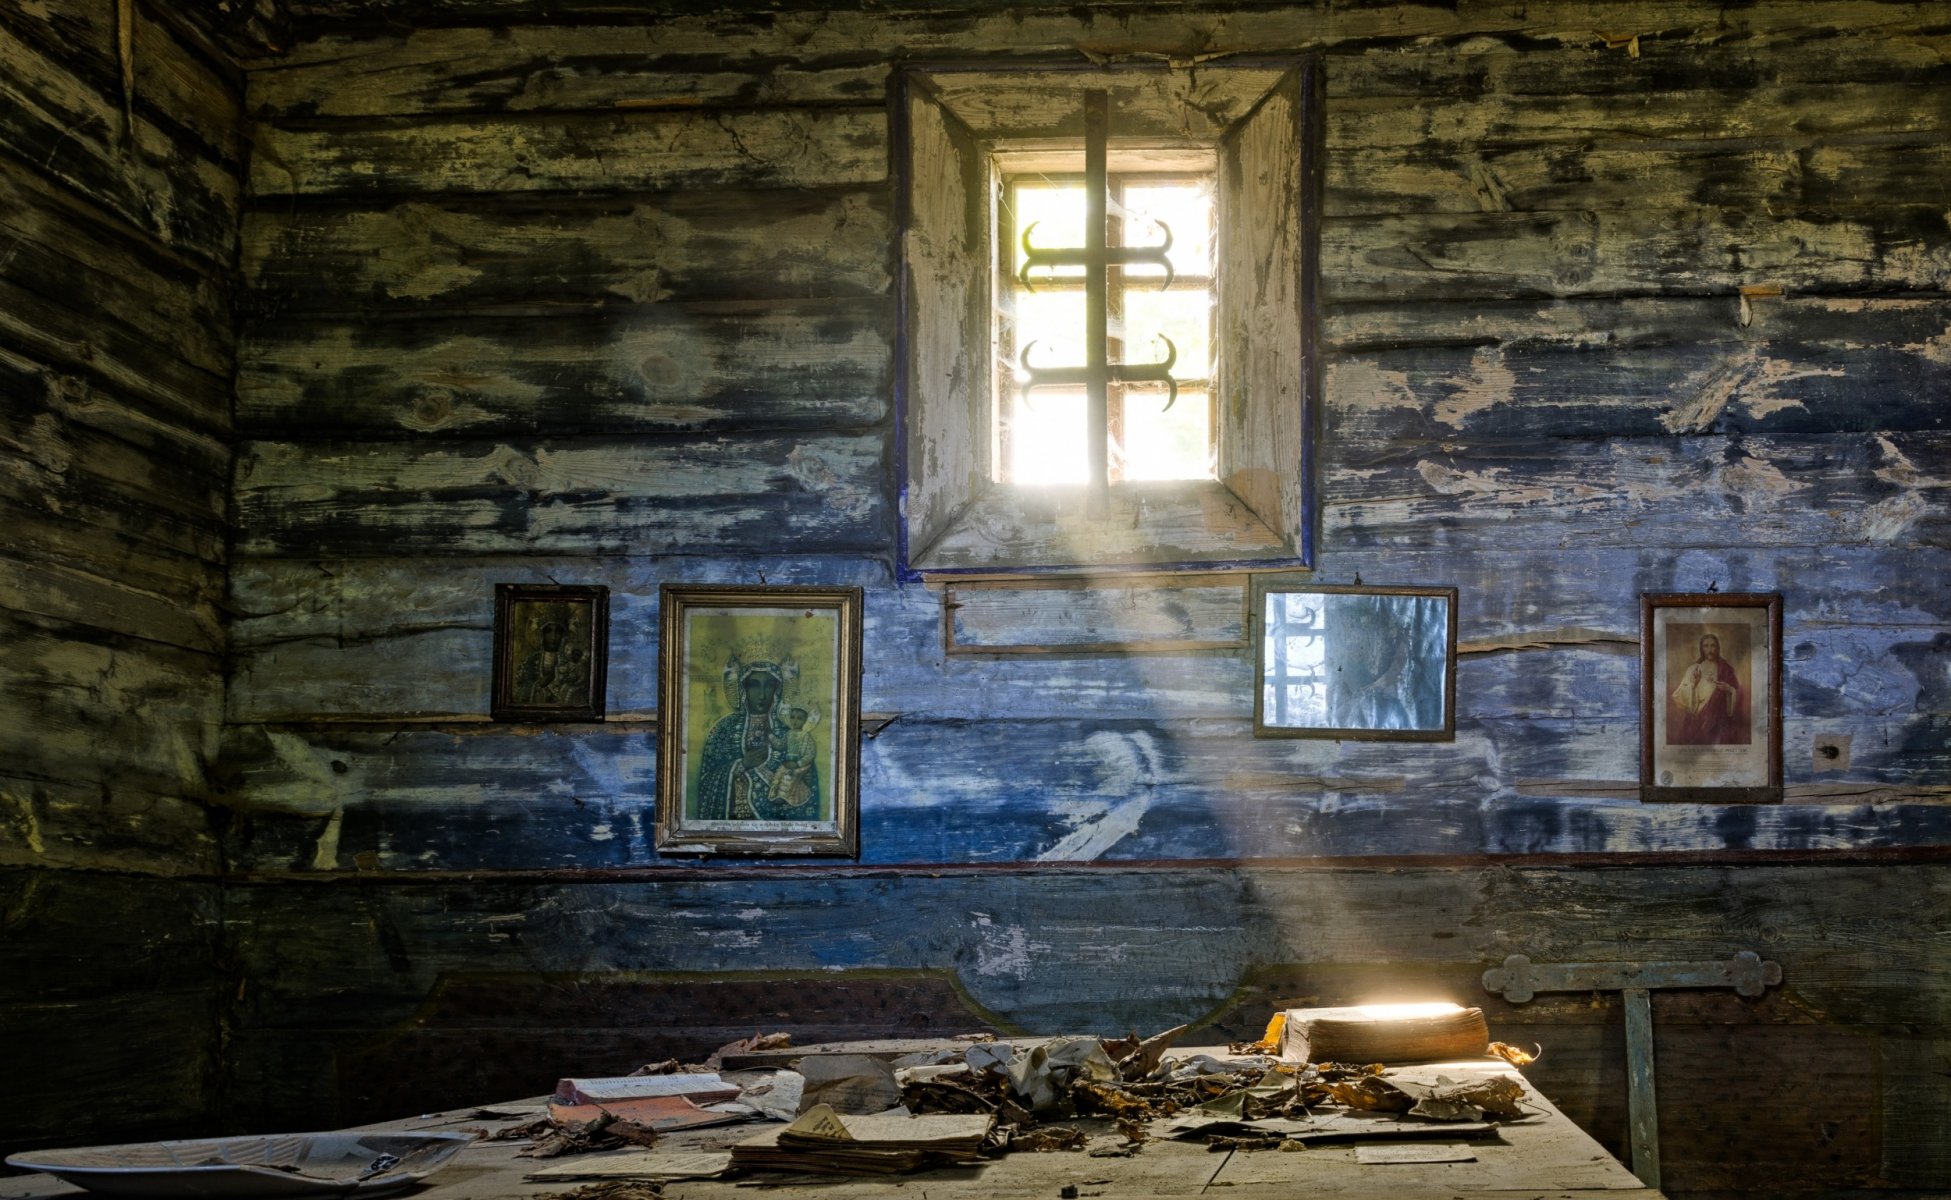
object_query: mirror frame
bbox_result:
[1252,582,1458,741]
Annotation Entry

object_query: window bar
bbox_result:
[1084,90,1109,493]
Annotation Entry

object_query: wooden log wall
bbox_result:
[0,0,240,1156]
[224,0,1951,1194]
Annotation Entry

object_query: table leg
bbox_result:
[1622,986,1660,1190]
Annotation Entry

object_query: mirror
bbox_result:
[1255,585,1457,740]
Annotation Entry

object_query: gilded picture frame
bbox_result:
[655,584,863,856]
[1253,582,1458,741]
[490,584,609,722]
[1640,592,1783,804]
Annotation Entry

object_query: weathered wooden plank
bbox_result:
[921,483,1289,573]
[0,0,242,165]
[224,545,1951,722]
[0,610,222,803]
[919,66,1289,141]
[261,3,1951,92]
[248,107,886,197]
[237,302,891,436]
[0,771,220,874]
[215,712,1951,874]
[1333,81,1950,153]
[946,576,1247,653]
[240,187,891,314]
[1326,25,1951,99]
[0,869,220,999]
[0,341,229,496]
[0,868,219,1154]
[1323,432,1951,551]
[247,15,1951,124]
[0,270,232,447]
[0,159,234,377]
[1325,206,1951,302]
[0,358,228,528]
[1879,1032,1951,1189]
[1329,137,1951,217]
[1324,298,1951,442]
[0,19,238,263]
[0,553,221,654]
[247,23,886,117]
[1328,292,1951,354]
[233,431,887,556]
[0,499,224,616]
[220,860,1951,1034]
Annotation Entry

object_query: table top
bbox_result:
[1,1052,1659,1200]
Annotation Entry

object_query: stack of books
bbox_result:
[1280,1003,1491,1064]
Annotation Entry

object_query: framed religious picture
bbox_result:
[491,584,609,721]
[655,584,862,856]
[1640,592,1783,803]
[1253,583,1457,741]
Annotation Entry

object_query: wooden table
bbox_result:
[2,1054,1659,1200]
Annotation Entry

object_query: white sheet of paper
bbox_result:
[1355,1144,1477,1164]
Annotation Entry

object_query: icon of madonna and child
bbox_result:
[686,636,832,824]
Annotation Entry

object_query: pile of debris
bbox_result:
[496,1021,1539,1187]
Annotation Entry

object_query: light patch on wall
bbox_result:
[588,823,615,842]
[1901,323,1951,367]
[1663,351,1825,433]
[1855,492,1926,543]
[1720,454,1801,500]
[1433,347,1515,428]
[310,807,344,871]
[1326,359,1418,416]
[1036,731,1167,862]
[1,791,43,855]
[1416,459,1552,507]
[787,443,875,521]
[969,912,1045,980]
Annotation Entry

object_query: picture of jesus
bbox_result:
[1665,626,1751,746]
[1641,593,1780,803]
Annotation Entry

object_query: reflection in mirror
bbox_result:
[1257,588,1456,739]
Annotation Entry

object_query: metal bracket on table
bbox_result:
[1483,951,1783,1192]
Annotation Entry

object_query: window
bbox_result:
[999,159,1216,485]
[897,63,1320,578]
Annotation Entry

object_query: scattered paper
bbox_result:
[735,1070,804,1122]
[546,1095,750,1133]
[525,1150,734,1181]
[1355,1144,1477,1164]
[554,1075,741,1105]
[1006,1037,1117,1114]
[798,1054,903,1115]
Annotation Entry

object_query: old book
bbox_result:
[731,1104,993,1175]
[1280,1003,1490,1064]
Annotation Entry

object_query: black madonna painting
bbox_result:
[491,585,609,721]
[1641,593,1782,803]
[656,585,861,856]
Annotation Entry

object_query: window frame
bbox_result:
[895,59,1322,581]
